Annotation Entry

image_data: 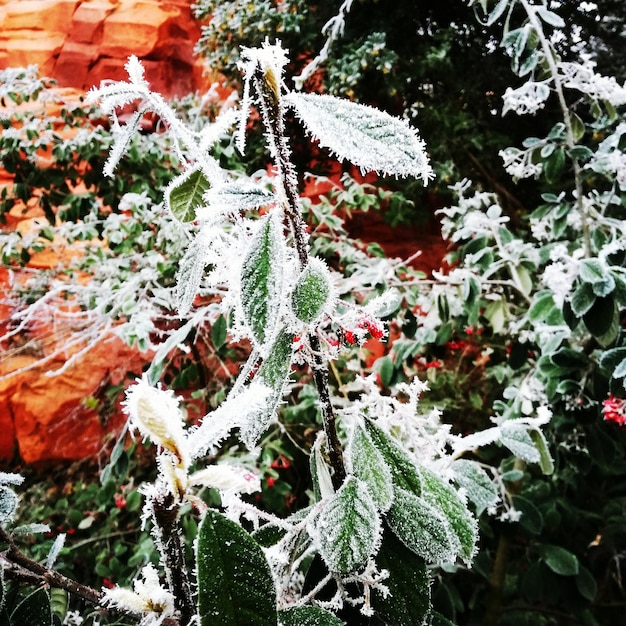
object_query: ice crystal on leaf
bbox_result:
[285,92,433,182]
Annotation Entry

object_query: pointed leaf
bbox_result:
[364,419,422,495]
[451,459,499,516]
[241,214,284,347]
[278,606,345,626]
[570,282,596,317]
[11,587,52,626]
[241,330,293,448]
[373,529,431,626]
[285,93,432,182]
[499,421,541,463]
[292,260,332,324]
[347,424,394,512]
[175,236,209,315]
[310,433,335,502]
[386,487,459,565]
[196,509,277,626]
[316,476,381,574]
[418,466,478,564]
[167,167,211,222]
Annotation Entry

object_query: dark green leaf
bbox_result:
[241,214,284,347]
[600,347,626,375]
[583,294,616,341]
[316,476,381,574]
[528,290,557,323]
[372,529,431,626]
[376,355,394,388]
[529,429,554,475]
[278,606,345,626]
[543,147,565,183]
[196,509,277,626]
[11,587,52,626]
[539,545,579,576]
[512,495,543,535]
[576,566,597,601]
[167,167,210,222]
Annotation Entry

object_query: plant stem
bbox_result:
[152,494,196,625]
[255,70,346,488]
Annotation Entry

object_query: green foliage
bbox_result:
[196,510,277,626]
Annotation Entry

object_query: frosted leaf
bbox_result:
[418,466,478,564]
[189,465,260,495]
[451,425,501,457]
[364,418,422,496]
[386,487,460,565]
[347,423,394,512]
[291,258,334,324]
[199,181,275,219]
[190,381,271,458]
[499,421,541,463]
[315,476,381,574]
[46,533,66,569]
[285,92,433,183]
[451,460,499,516]
[240,330,293,448]
[175,234,211,316]
[125,55,148,87]
[0,485,18,524]
[240,213,285,348]
[166,167,211,223]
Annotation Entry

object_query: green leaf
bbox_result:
[211,314,228,350]
[583,294,616,341]
[347,424,394,512]
[386,487,459,564]
[536,6,565,28]
[0,486,18,524]
[241,330,293,447]
[316,476,381,574]
[600,348,626,377]
[364,419,422,495]
[500,421,541,463]
[376,355,394,388]
[10,587,52,626]
[528,290,558,323]
[166,167,211,222]
[512,495,543,535]
[529,429,554,475]
[570,112,585,142]
[570,282,596,317]
[579,259,615,297]
[576,566,597,601]
[543,147,565,183]
[285,93,432,182]
[372,529,431,626]
[418,466,478,564]
[241,214,284,347]
[291,260,332,324]
[539,544,579,576]
[278,606,345,626]
[451,460,499,516]
[196,509,277,626]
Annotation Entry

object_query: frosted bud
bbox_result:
[124,376,189,468]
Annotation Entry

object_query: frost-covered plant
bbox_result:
[0,38,557,625]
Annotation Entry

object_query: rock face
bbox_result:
[0,0,205,97]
